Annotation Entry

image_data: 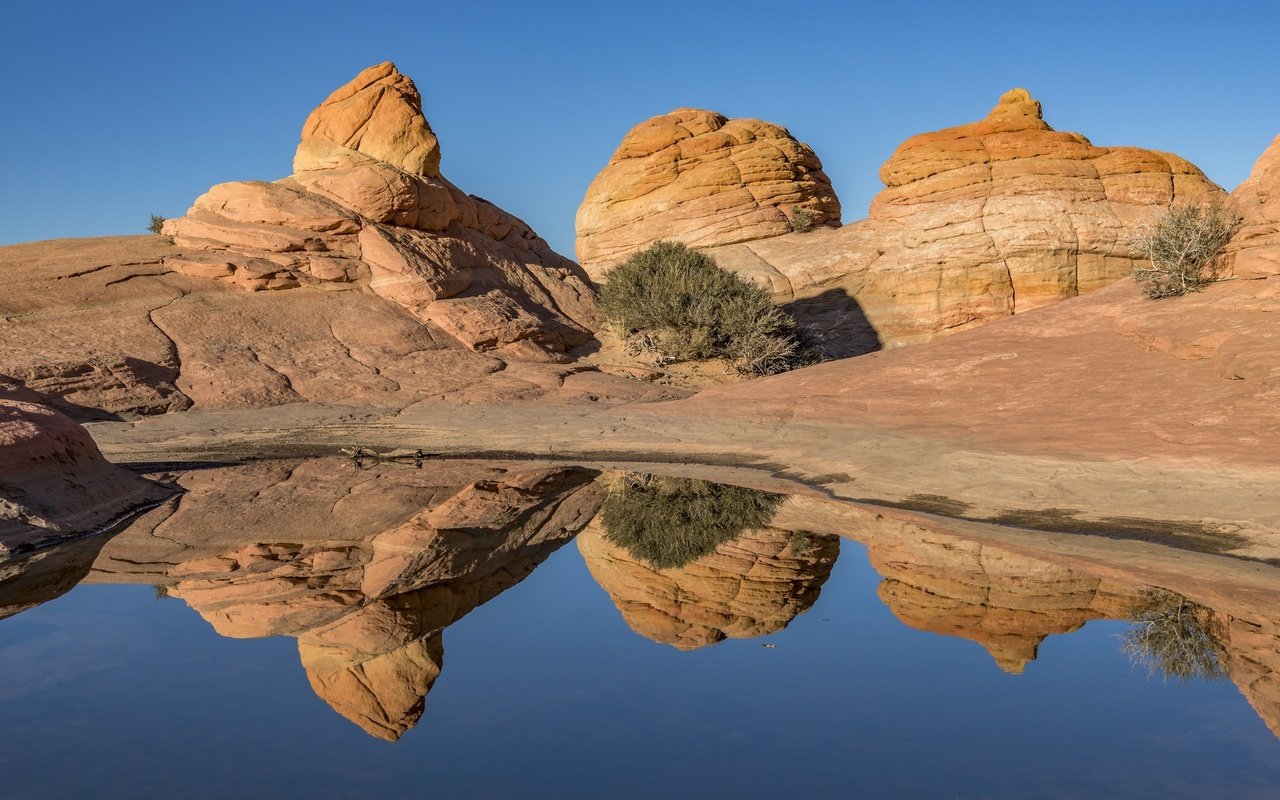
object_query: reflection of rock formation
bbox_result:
[88,459,604,740]
[579,521,838,649]
[844,507,1280,738]
[866,531,1144,673]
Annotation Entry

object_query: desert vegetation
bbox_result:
[1130,203,1239,298]
[1121,590,1226,682]
[598,241,809,375]
[599,473,784,569]
[148,214,166,235]
[788,207,816,233]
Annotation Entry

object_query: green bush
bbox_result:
[788,207,815,233]
[148,214,167,235]
[1121,591,1225,682]
[599,473,784,569]
[1130,203,1239,299]
[598,240,806,375]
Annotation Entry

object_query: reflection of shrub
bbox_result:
[598,241,804,375]
[599,473,783,569]
[1121,591,1225,682]
[1130,203,1239,299]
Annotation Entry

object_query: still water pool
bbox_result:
[1,461,1276,799]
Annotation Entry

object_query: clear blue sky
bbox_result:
[3,1,1276,257]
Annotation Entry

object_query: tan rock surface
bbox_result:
[701,89,1225,356]
[87,460,604,740]
[0,400,172,554]
[576,108,840,274]
[1226,134,1280,279]
[577,521,838,649]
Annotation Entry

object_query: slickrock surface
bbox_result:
[88,460,605,740]
[577,521,838,649]
[0,235,676,419]
[1226,133,1280,278]
[576,109,840,275]
[0,400,171,554]
[701,90,1224,355]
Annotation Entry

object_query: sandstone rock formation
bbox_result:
[0,400,172,555]
[88,459,605,740]
[577,521,838,649]
[165,62,596,361]
[583,89,1224,357]
[1,65,685,420]
[576,108,840,274]
[1226,133,1280,278]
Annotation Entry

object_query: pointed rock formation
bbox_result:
[164,62,597,360]
[576,108,841,274]
[577,522,838,649]
[1225,134,1280,278]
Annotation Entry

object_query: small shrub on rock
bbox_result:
[1130,203,1239,299]
[788,207,815,233]
[598,240,806,375]
[148,214,167,235]
[600,473,784,570]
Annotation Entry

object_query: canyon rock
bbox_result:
[576,108,841,275]
[0,400,172,555]
[1226,134,1280,279]
[577,521,838,649]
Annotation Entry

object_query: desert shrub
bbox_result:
[788,207,815,233]
[1130,203,1239,299]
[598,240,805,375]
[148,214,167,235]
[599,473,784,570]
[1121,591,1226,683]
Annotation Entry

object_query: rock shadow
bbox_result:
[783,288,882,360]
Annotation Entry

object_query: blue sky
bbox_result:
[2,1,1276,257]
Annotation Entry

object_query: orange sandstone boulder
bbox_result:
[575,108,841,275]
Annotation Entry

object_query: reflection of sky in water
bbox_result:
[1,539,1277,799]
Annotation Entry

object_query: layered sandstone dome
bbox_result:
[577,522,838,649]
[164,62,596,361]
[581,89,1225,357]
[576,108,841,275]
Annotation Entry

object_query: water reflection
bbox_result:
[1,459,1279,748]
